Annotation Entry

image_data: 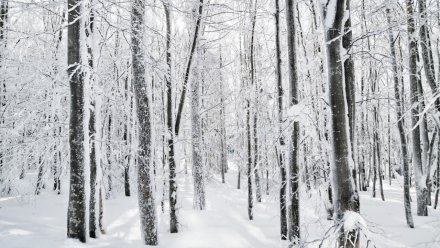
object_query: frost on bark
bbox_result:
[131,0,158,244]
[66,0,87,242]
[246,97,253,221]
[251,22,261,204]
[386,5,414,227]
[219,50,227,184]
[405,0,428,217]
[88,101,99,238]
[191,55,205,210]
[162,0,178,233]
[274,0,287,239]
[84,5,102,238]
[253,83,262,203]
[285,0,300,244]
[321,0,359,246]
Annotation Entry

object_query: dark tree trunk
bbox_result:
[163,1,178,233]
[66,0,87,242]
[174,0,204,136]
[285,0,300,244]
[89,102,98,238]
[321,1,359,246]
[246,98,253,221]
[343,0,357,192]
[85,7,101,238]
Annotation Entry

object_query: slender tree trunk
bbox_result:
[286,0,300,244]
[191,52,205,210]
[246,97,253,220]
[66,0,87,242]
[123,78,131,197]
[174,0,204,136]
[246,0,258,221]
[162,1,178,233]
[253,81,262,203]
[219,49,227,184]
[131,0,158,244]
[405,0,428,217]
[343,0,357,192]
[89,101,98,238]
[387,22,414,223]
[85,6,101,238]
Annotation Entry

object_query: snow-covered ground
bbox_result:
[1,169,440,248]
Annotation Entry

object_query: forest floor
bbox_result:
[1,164,440,247]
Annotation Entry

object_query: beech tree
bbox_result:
[320,0,359,247]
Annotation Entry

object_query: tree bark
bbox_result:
[219,48,227,184]
[162,1,179,233]
[342,0,357,192]
[274,0,287,240]
[131,0,158,244]
[405,0,428,217]
[191,51,205,210]
[285,0,300,244]
[66,0,87,242]
[174,0,204,136]
[321,0,359,246]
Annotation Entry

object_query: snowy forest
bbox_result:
[1,0,440,247]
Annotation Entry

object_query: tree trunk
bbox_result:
[285,0,300,244]
[321,1,359,246]
[162,1,178,234]
[131,0,158,244]
[66,0,87,242]
[85,6,101,238]
[343,0,357,192]
[405,0,428,217]
[246,97,253,220]
[219,48,227,184]
[191,52,205,210]
[253,77,261,203]
[174,0,204,136]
